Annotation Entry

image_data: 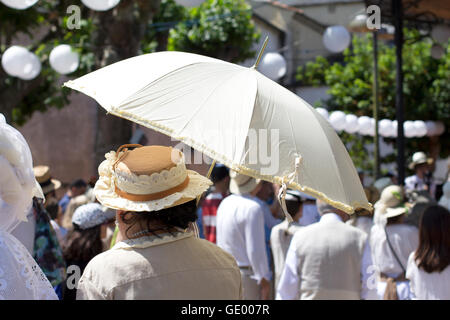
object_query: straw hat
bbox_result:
[408,152,433,170]
[373,185,404,225]
[33,165,62,195]
[94,144,212,212]
[384,206,409,219]
[228,170,260,195]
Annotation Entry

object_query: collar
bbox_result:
[112,230,193,250]
[319,213,343,224]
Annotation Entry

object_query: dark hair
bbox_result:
[121,200,198,239]
[415,205,450,273]
[285,199,301,219]
[386,214,404,225]
[45,198,59,220]
[70,179,87,189]
[211,166,229,184]
[63,224,103,263]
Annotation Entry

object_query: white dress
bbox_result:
[406,252,450,300]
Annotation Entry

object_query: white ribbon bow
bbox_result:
[277,155,302,223]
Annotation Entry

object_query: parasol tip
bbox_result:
[252,36,269,70]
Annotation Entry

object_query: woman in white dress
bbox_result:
[406,205,450,300]
[0,114,58,300]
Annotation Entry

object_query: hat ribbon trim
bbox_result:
[114,176,190,202]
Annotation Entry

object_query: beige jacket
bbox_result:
[76,231,243,300]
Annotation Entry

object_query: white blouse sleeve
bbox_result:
[244,205,271,283]
[276,235,300,300]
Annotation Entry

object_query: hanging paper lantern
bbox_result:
[344,114,359,134]
[81,0,120,11]
[388,120,398,138]
[1,0,38,10]
[0,113,6,124]
[425,121,437,136]
[366,118,375,136]
[413,120,427,138]
[431,24,450,44]
[329,111,346,131]
[323,26,351,53]
[404,121,416,138]
[258,52,287,81]
[18,51,41,80]
[49,45,79,75]
[315,107,329,120]
[175,0,204,7]
[379,119,393,137]
[435,121,445,136]
[1,46,31,77]
[431,44,445,59]
[357,116,371,135]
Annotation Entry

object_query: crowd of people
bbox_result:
[1,117,449,300]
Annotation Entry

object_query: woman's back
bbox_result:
[76,231,242,300]
[407,252,450,300]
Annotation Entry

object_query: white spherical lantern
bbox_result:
[315,107,329,120]
[49,45,79,75]
[435,121,445,136]
[81,0,120,11]
[18,51,41,80]
[431,44,445,59]
[425,120,437,136]
[0,113,6,124]
[413,120,427,137]
[404,121,416,138]
[329,111,346,131]
[323,25,351,53]
[258,52,287,81]
[357,116,371,135]
[366,118,375,136]
[1,46,30,77]
[379,119,393,137]
[431,24,450,44]
[1,0,38,10]
[175,0,204,7]
[344,114,359,134]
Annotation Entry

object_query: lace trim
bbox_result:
[0,231,57,300]
[112,230,193,250]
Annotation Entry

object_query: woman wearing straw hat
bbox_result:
[369,189,419,300]
[76,144,242,300]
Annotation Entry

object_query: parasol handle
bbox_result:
[252,36,269,69]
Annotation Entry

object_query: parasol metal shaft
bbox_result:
[196,159,217,206]
[252,36,269,69]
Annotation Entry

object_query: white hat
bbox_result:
[384,206,409,219]
[285,189,303,202]
[94,144,212,212]
[72,203,116,229]
[228,170,260,195]
[409,152,433,170]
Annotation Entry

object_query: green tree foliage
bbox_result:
[296,30,449,174]
[167,0,261,63]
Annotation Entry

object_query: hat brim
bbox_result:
[408,158,433,170]
[229,176,260,195]
[41,179,62,195]
[94,170,212,212]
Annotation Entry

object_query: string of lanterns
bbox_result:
[0,0,120,11]
[316,108,445,138]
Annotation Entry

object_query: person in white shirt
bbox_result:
[297,192,320,226]
[405,152,435,198]
[406,205,450,300]
[216,171,271,300]
[369,206,419,300]
[277,200,374,300]
[270,189,303,290]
